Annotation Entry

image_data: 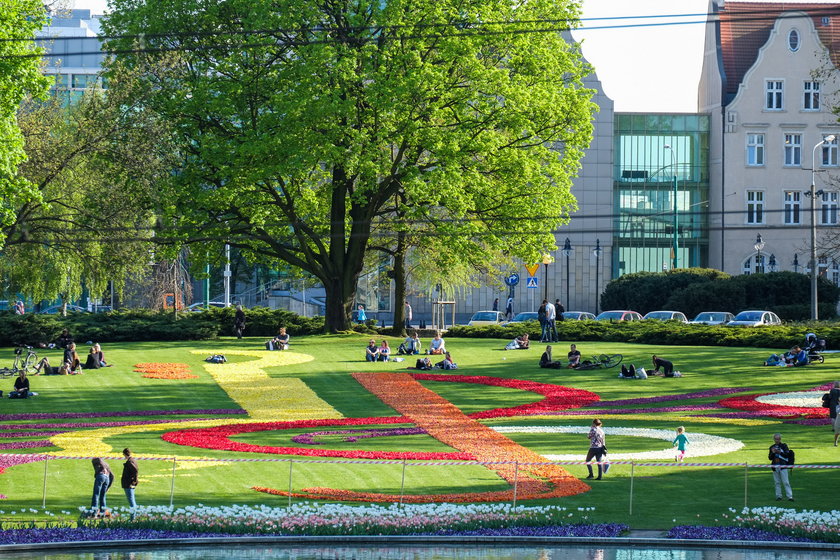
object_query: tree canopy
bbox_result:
[104,0,597,331]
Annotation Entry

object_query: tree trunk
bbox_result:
[392,229,408,336]
[323,275,355,332]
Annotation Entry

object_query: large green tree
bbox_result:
[104,0,596,331]
[0,0,50,234]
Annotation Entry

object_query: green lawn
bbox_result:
[0,334,836,530]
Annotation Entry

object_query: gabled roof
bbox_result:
[719,2,840,98]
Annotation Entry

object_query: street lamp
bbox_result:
[769,254,777,272]
[754,233,765,273]
[793,253,800,273]
[561,238,573,310]
[593,239,602,315]
[542,254,552,302]
[664,144,679,269]
[809,135,835,320]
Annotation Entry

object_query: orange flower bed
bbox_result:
[134,363,197,380]
[253,372,590,502]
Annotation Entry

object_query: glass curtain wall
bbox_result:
[614,114,710,275]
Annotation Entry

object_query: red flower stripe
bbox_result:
[410,373,599,419]
[161,416,474,460]
[718,394,826,419]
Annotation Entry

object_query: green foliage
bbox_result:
[600,269,839,320]
[0,0,50,234]
[103,0,596,331]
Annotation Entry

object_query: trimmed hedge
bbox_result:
[444,319,837,350]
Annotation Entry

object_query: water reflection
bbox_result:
[1,545,835,560]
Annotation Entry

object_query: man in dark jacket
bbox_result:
[555,299,565,322]
[121,448,139,509]
[769,433,794,501]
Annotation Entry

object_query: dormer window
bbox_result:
[789,29,800,51]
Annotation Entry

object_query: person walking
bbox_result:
[121,448,139,511]
[769,433,795,501]
[233,305,246,339]
[584,419,607,480]
[554,299,565,322]
[90,458,113,517]
[356,304,367,324]
[537,300,548,342]
[404,300,413,329]
[505,296,513,321]
[545,299,558,342]
[828,381,840,447]
[492,298,499,311]
[673,426,689,462]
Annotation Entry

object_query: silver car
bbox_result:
[643,311,688,322]
[562,311,597,321]
[689,312,735,325]
[728,310,782,327]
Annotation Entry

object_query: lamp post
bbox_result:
[754,233,765,273]
[809,135,835,320]
[542,253,551,302]
[793,253,800,273]
[561,238,573,310]
[664,144,679,269]
[593,239,602,315]
[769,254,777,272]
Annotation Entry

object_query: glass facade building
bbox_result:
[613,114,710,275]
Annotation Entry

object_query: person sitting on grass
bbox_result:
[33,357,70,376]
[365,339,380,362]
[9,371,30,399]
[785,346,809,367]
[64,342,82,374]
[414,357,432,370]
[651,354,674,377]
[436,351,457,370]
[539,345,563,369]
[505,333,530,350]
[429,332,446,355]
[377,340,391,362]
[266,327,290,351]
[567,344,581,368]
[84,344,107,369]
[398,331,421,355]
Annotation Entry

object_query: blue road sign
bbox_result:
[526,277,538,288]
[505,273,520,287]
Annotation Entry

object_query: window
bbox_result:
[784,133,801,166]
[71,74,94,89]
[822,135,838,166]
[747,190,764,224]
[743,255,764,275]
[784,190,801,224]
[747,133,765,165]
[804,81,820,110]
[788,29,800,51]
[766,80,784,110]
[821,191,838,224]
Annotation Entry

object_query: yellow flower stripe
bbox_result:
[190,350,341,421]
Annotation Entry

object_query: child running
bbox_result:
[673,426,689,462]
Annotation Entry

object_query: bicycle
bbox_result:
[575,353,623,370]
[0,346,38,377]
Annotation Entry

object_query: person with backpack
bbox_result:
[769,433,795,501]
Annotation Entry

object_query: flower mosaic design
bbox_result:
[134,363,197,379]
[718,385,830,419]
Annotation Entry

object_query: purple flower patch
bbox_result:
[667,525,814,542]
[0,441,52,450]
[0,528,239,544]
[595,388,751,407]
[0,409,246,421]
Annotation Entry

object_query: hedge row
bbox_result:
[444,320,833,350]
[0,308,328,347]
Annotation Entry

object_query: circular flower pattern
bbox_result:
[756,391,822,408]
[719,391,827,419]
[492,426,743,460]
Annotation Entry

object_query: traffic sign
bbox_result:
[505,273,520,287]
[526,277,538,288]
[524,264,540,277]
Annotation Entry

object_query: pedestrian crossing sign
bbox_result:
[526,277,538,288]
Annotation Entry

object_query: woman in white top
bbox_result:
[429,332,446,355]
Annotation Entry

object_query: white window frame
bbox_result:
[784,133,802,166]
[766,80,784,110]
[746,190,764,224]
[804,81,820,111]
[822,135,838,167]
[821,191,838,225]
[783,190,801,224]
[746,133,765,166]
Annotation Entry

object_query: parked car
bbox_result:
[186,302,228,312]
[502,311,539,325]
[689,311,735,325]
[467,310,505,326]
[562,311,597,321]
[39,304,86,314]
[595,310,643,322]
[728,310,782,327]
[643,310,688,322]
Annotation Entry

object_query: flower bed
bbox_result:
[730,506,840,543]
[667,525,814,542]
[134,363,198,380]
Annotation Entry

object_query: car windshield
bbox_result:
[696,313,725,321]
[734,312,762,321]
[646,312,671,319]
[512,313,537,321]
[471,312,498,321]
[597,312,623,320]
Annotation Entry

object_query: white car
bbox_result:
[728,310,782,327]
[643,310,688,322]
[562,311,597,321]
[689,312,735,325]
[467,310,505,326]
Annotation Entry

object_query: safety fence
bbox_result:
[4,454,838,515]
